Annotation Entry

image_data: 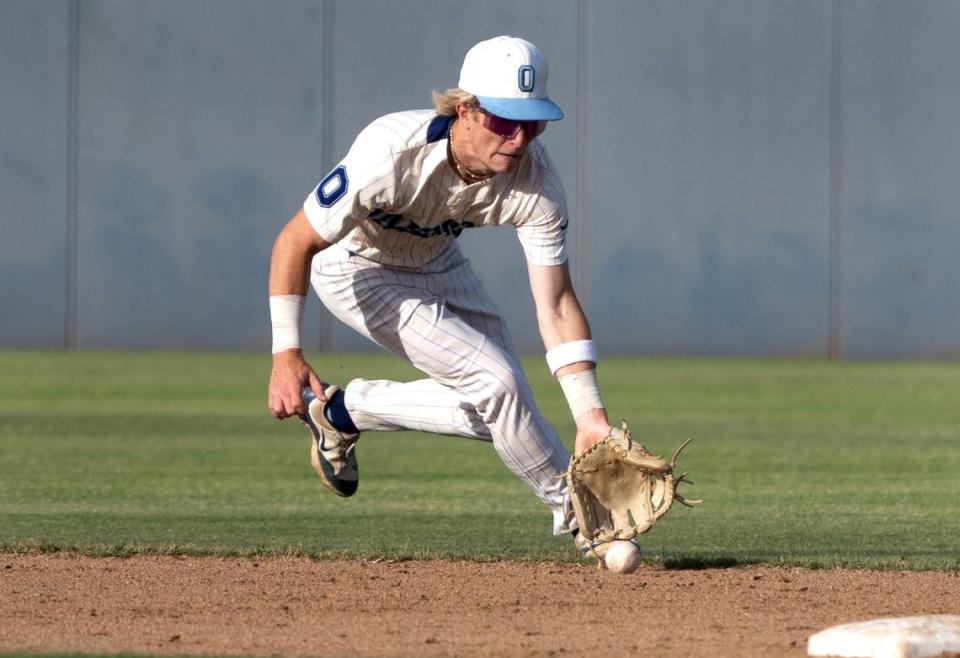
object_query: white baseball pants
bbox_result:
[310,243,572,534]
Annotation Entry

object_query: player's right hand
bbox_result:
[267,349,325,419]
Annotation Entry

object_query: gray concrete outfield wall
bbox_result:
[1,1,958,357]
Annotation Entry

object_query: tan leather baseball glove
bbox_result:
[566,422,700,553]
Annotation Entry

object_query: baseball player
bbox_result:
[267,36,613,541]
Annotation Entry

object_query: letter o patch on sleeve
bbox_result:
[316,165,349,207]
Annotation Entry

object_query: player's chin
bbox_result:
[491,152,522,171]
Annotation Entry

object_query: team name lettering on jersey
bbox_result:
[368,209,477,238]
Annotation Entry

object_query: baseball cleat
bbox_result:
[573,532,639,569]
[573,532,609,560]
[300,386,360,497]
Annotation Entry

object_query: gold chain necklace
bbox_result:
[448,120,493,185]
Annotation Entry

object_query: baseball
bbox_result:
[604,540,641,574]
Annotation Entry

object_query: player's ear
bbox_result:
[458,102,482,121]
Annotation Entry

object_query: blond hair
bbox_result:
[431,87,478,116]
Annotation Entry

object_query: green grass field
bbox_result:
[1,350,958,569]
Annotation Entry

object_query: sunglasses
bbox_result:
[475,107,547,139]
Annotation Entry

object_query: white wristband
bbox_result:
[545,339,598,376]
[558,370,604,420]
[270,295,305,354]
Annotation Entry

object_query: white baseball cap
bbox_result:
[458,36,564,121]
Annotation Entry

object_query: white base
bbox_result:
[808,615,960,658]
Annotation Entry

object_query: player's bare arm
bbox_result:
[527,261,613,454]
[267,209,331,419]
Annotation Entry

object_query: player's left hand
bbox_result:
[573,407,613,455]
[567,423,701,549]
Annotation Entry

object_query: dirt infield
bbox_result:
[2,555,959,658]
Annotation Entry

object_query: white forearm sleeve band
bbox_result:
[558,369,605,420]
[270,295,305,354]
[545,339,598,376]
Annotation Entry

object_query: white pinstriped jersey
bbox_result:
[302,109,569,269]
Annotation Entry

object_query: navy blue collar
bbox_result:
[426,115,454,144]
